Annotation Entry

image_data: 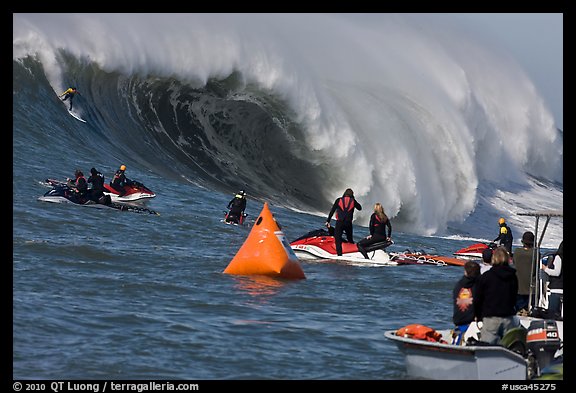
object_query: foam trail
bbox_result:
[13,13,562,236]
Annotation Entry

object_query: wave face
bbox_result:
[13,13,563,235]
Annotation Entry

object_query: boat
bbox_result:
[385,210,563,380]
[290,229,465,266]
[46,178,155,203]
[39,183,159,215]
[290,229,397,266]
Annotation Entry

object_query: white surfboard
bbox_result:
[68,110,87,123]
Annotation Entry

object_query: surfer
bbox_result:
[59,87,81,111]
[87,167,109,204]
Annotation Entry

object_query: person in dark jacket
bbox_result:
[473,246,519,344]
[542,240,563,319]
[494,217,514,255]
[452,261,481,344]
[226,190,247,224]
[325,188,362,256]
[87,167,109,204]
[356,203,392,259]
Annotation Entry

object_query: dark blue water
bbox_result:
[14,167,469,380]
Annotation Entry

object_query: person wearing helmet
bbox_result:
[493,217,513,255]
[225,190,247,224]
[110,164,132,196]
[59,87,81,111]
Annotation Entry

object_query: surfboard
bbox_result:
[68,110,87,123]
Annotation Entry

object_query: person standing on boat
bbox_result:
[473,246,519,345]
[325,188,362,256]
[512,231,536,313]
[493,217,514,255]
[452,261,481,345]
[542,240,563,319]
[356,203,392,259]
[479,248,493,274]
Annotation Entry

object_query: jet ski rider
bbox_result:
[493,217,514,255]
[87,167,110,204]
[110,164,132,197]
[226,190,247,224]
[356,202,392,259]
[66,169,88,203]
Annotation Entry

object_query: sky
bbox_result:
[450,13,563,131]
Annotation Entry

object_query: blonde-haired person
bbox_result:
[473,246,519,344]
[356,203,392,259]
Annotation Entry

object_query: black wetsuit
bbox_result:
[493,224,514,254]
[226,197,246,223]
[110,170,130,196]
[68,176,88,203]
[326,196,362,256]
[357,213,392,259]
[87,171,106,203]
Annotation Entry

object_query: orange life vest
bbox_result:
[395,324,446,343]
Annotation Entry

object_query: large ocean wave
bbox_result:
[13,13,563,237]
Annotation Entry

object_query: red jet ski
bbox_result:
[103,181,155,203]
[453,242,495,260]
[290,229,395,265]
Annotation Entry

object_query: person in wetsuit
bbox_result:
[226,190,247,224]
[59,87,80,111]
[110,164,132,196]
[87,167,109,204]
[493,217,514,255]
[325,188,362,256]
[66,169,88,203]
[356,202,392,259]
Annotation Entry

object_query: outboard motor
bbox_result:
[526,320,561,376]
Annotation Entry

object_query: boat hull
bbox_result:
[384,330,528,380]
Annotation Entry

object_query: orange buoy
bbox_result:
[224,202,306,279]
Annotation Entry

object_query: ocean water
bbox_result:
[13,14,563,381]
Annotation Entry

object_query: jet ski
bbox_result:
[290,229,396,266]
[46,178,155,203]
[39,183,159,215]
[222,211,248,226]
[290,229,466,267]
[453,242,495,260]
[103,180,155,203]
